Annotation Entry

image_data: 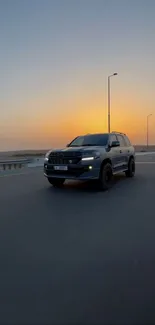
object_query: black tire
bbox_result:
[98,163,113,191]
[125,157,135,177]
[47,177,65,187]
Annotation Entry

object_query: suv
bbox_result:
[44,132,135,190]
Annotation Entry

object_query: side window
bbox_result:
[124,135,131,146]
[109,134,117,145]
[117,135,126,147]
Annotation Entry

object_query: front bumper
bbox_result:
[44,163,100,180]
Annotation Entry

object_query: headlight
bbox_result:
[81,151,100,161]
[81,157,94,161]
[44,151,50,161]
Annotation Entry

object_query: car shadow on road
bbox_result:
[45,173,136,194]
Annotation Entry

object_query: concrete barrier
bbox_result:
[136,152,155,156]
[27,152,155,167]
[28,158,44,167]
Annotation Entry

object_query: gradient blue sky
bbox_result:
[0,0,155,150]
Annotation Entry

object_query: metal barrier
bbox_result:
[1,152,155,172]
[0,159,32,172]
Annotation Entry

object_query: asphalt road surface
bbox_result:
[1,160,155,324]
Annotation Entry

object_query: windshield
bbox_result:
[68,134,109,147]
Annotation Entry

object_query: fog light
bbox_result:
[89,166,93,170]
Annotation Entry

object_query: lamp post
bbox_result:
[108,73,118,133]
[147,114,152,149]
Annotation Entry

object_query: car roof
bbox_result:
[77,132,127,138]
[81,133,109,137]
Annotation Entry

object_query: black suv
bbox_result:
[44,132,135,190]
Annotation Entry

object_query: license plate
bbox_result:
[54,166,68,171]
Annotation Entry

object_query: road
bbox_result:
[0,158,155,324]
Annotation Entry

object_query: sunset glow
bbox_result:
[0,0,155,151]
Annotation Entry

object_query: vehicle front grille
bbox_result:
[49,152,82,165]
[45,165,88,177]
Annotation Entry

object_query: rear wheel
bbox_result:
[125,157,135,177]
[98,163,113,191]
[47,178,65,187]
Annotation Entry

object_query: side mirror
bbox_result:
[110,140,120,148]
[66,144,69,147]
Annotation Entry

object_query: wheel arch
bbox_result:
[129,155,134,162]
[100,158,112,171]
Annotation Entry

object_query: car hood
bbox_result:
[47,146,105,154]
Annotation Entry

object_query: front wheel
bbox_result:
[125,158,135,177]
[98,163,113,191]
[47,177,65,187]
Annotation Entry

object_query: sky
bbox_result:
[0,0,155,151]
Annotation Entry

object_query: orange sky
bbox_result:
[1,89,154,151]
[27,87,155,147]
[21,97,154,149]
[1,1,155,151]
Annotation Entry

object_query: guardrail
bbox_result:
[0,159,32,171]
[1,152,155,172]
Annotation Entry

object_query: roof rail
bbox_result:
[111,131,126,135]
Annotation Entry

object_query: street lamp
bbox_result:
[108,73,118,133]
[147,114,152,149]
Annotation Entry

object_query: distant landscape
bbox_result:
[0,149,48,161]
[0,145,155,161]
